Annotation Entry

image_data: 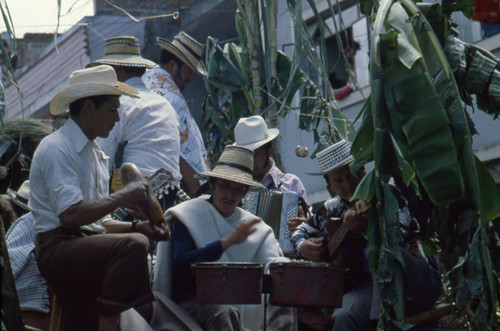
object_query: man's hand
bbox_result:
[136,221,170,241]
[120,181,148,206]
[288,206,306,232]
[220,218,260,250]
[343,209,368,235]
[126,207,147,220]
[299,237,325,261]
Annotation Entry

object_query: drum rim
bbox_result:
[269,261,347,271]
[192,262,264,269]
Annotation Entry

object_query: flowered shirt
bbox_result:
[142,67,209,175]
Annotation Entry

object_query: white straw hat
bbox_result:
[157,31,207,76]
[233,115,279,150]
[308,140,354,175]
[198,145,264,189]
[50,65,140,116]
[88,36,156,68]
[7,180,30,211]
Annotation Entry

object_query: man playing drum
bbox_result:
[289,140,441,330]
[166,145,296,330]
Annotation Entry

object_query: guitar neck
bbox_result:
[327,223,350,259]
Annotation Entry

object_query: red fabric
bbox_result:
[472,0,500,24]
[334,86,354,100]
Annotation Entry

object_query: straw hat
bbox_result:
[198,145,264,189]
[233,115,279,151]
[308,139,354,175]
[7,180,30,211]
[157,31,207,76]
[88,36,156,68]
[50,65,140,116]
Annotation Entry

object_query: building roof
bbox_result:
[4,15,146,119]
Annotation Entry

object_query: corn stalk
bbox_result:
[202,0,355,160]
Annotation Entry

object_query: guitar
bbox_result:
[111,168,190,222]
[326,199,370,260]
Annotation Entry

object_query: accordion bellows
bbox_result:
[241,190,298,255]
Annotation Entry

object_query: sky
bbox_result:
[0,0,94,37]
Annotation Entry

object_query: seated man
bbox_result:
[233,115,311,215]
[6,181,50,330]
[30,65,170,331]
[290,140,441,330]
[167,145,295,330]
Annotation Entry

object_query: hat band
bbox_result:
[104,50,141,56]
[15,194,28,206]
[173,39,202,61]
[216,161,253,175]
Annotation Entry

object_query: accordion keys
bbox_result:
[241,190,299,255]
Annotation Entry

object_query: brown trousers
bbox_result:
[35,228,155,331]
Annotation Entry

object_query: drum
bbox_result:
[194,262,264,305]
[269,262,345,307]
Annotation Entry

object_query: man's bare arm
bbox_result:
[59,181,147,228]
[179,156,200,196]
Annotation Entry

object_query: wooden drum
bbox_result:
[194,262,264,305]
[269,262,345,308]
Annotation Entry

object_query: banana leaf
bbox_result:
[474,156,500,223]
[388,70,465,205]
[465,50,497,95]
[206,39,248,91]
[225,43,251,84]
[350,101,374,173]
[274,51,308,112]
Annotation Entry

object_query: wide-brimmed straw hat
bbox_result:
[308,139,354,175]
[7,180,30,211]
[50,65,140,116]
[233,115,279,151]
[197,145,264,189]
[157,31,207,76]
[88,36,156,68]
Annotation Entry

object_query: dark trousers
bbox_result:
[35,229,155,331]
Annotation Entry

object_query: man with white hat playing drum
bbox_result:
[164,145,296,330]
[233,115,311,213]
[289,140,441,330]
[143,31,210,196]
[29,65,170,331]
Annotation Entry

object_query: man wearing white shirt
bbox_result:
[90,36,182,188]
[30,65,169,331]
[142,31,209,196]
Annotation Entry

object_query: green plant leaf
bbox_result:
[474,156,500,223]
[352,168,375,202]
[206,39,248,91]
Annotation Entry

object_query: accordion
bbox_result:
[241,190,299,255]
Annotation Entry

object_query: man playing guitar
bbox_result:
[289,140,441,331]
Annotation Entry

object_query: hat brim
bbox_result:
[87,55,157,69]
[7,189,29,211]
[197,166,264,190]
[233,128,279,151]
[50,82,141,116]
[306,157,354,176]
[157,37,207,76]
